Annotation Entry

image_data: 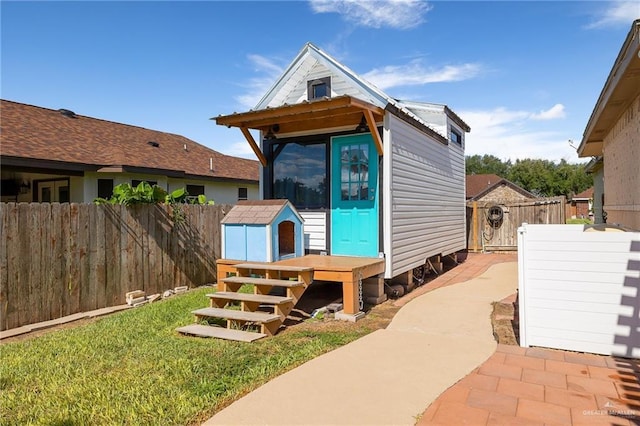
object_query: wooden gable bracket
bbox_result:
[362,108,383,156]
[240,127,268,167]
[215,97,385,164]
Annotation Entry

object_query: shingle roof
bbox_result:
[221,200,300,225]
[466,174,503,199]
[466,174,535,200]
[0,99,259,182]
[573,187,594,200]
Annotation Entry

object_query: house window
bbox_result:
[186,185,205,196]
[307,77,331,100]
[132,179,157,187]
[270,141,327,209]
[450,128,462,145]
[98,179,114,199]
[238,187,248,201]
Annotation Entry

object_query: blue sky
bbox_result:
[2,1,638,163]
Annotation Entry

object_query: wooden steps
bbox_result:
[177,262,313,342]
[193,307,280,324]
[208,292,292,305]
[175,324,267,342]
[220,276,304,288]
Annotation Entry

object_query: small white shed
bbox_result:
[518,223,640,358]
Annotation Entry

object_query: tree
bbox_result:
[466,154,511,177]
[465,155,593,198]
[507,159,556,197]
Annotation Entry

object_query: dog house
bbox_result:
[221,199,304,262]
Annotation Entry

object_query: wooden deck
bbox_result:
[217,255,385,315]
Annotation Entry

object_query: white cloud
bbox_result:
[309,0,431,29]
[530,103,566,120]
[221,139,260,159]
[461,107,580,162]
[235,54,285,109]
[363,60,482,89]
[586,1,639,29]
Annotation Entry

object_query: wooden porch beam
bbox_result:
[363,109,383,156]
[240,127,267,167]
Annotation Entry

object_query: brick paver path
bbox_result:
[413,255,640,426]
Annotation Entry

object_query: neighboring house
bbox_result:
[214,42,470,281]
[566,187,593,221]
[0,99,259,204]
[577,19,640,230]
[466,174,536,204]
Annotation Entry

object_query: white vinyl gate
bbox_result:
[517,223,640,358]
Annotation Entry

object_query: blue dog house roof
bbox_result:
[221,199,303,225]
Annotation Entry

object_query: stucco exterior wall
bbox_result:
[603,94,640,230]
[476,184,533,204]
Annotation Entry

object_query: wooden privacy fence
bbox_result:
[466,196,566,252]
[0,203,230,331]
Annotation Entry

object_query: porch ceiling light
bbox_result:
[355,114,368,133]
[264,128,276,140]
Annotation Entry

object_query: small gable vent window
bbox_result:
[307,77,331,101]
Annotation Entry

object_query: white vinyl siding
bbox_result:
[518,224,640,357]
[301,211,326,251]
[384,114,466,278]
[281,61,373,106]
[268,56,384,109]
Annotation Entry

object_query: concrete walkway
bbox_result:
[204,256,519,426]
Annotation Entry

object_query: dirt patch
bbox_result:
[282,298,401,335]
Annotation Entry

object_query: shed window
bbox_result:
[307,77,331,100]
[450,128,462,145]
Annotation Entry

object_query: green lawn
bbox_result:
[0,286,378,425]
[566,218,592,224]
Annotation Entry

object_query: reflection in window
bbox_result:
[340,144,369,201]
[272,142,326,209]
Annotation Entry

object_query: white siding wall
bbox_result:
[384,114,466,278]
[276,60,380,108]
[518,223,640,357]
[300,211,326,251]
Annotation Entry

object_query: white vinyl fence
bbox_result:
[518,223,640,358]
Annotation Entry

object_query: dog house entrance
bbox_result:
[278,221,295,259]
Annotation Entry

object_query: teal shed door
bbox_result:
[330,134,379,257]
